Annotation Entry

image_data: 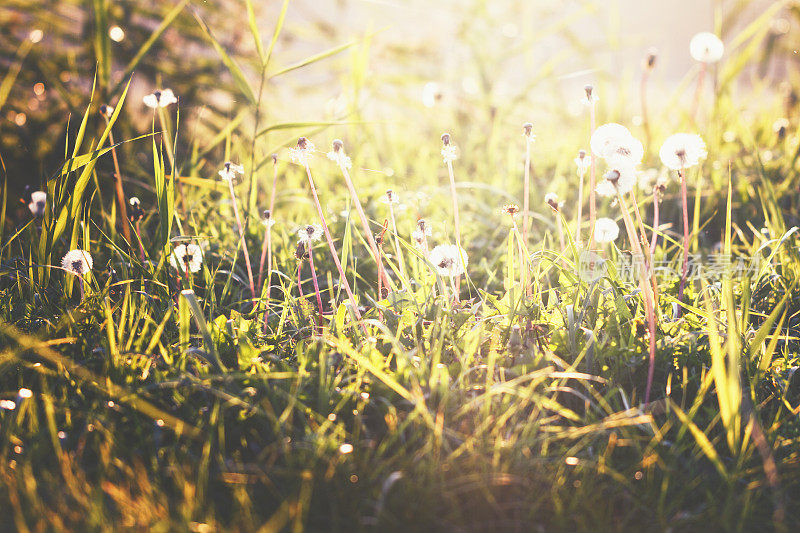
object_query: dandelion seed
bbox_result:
[422,82,442,108]
[129,196,144,222]
[327,139,352,169]
[218,161,244,182]
[61,250,93,276]
[590,123,643,163]
[595,158,638,197]
[543,193,560,212]
[380,189,399,205]
[440,133,459,163]
[502,203,520,216]
[429,244,468,278]
[261,209,276,229]
[690,32,724,63]
[658,133,707,170]
[143,88,177,109]
[575,150,590,176]
[28,191,46,217]
[594,218,619,243]
[522,122,536,142]
[297,224,323,244]
[99,104,114,118]
[170,243,203,273]
[289,137,315,166]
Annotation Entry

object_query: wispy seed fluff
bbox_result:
[594,218,620,243]
[289,137,315,166]
[574,150,590,177]
[297,224,323,244]
[590,123,643,163]
[143,88,177,109]
[659,134,707,170]
[28,191,46,217]
[218,162,245,182]
[61,249,93,276]
[326,139,352,169]
[595,157,637,197]
[690,32,724,64]
[429,244,468,278]
[169,243,203,273]
[440,133,459,163]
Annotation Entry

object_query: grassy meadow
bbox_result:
[2,0,800,530]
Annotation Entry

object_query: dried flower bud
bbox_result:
[644,48,657,70]
[332,139,344,152]
[441,133,450,146]
[523,122,533,137]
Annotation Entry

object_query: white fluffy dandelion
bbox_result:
[170,243,203,273]
[289,137,315,166]
[575,150,590,176]
[61,249,93,276]
[218,161,244,182]
[143,88,177,109]
[429,244,468,278]
[441,134,459,163]
[297,224,323,244]
[595,157,638,197]
[327,139,352,169]
[544,193,559,211]
[28,191,46,217]
[690,32,724,63]
[659,133,707,170]
[380,190,399,205]
[590,123,643,163]
[594,218,619,243]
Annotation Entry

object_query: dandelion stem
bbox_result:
[576,170,585,243]
[588,101,597,244]
[306,246,325,328]
[227,179,257,300]
[303,163,366,333]
[523,137,532,295]
[156,107,186,214]
[134,220,146,263]
[338,163,390,292]
[259,157,279,291]
[650,190,660,258]
[446,159,463,295]
[618,193,657,404]
[388,202,408,285]
[678,166,690,310]
[104,126,130,243]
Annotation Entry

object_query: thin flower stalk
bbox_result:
[641,49,656,147]
[298,140,365,332]
[587,86,598,240]
[223,165,256,300]
[442,133,463,294]
[678,164,690,306]
[384,191,409,287]
[258,155,279,291]
[332,141,390,293]
[155,106,186,213]
[100,105,130,243]
[617,193,658,404]
[306,245,325,329]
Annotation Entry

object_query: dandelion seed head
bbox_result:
[659,133,707,170]
[644,48,658,70]
[99,104,114,118]
[522,122,535,141]
[297,224,323,244]
[327,140,352,169]
[594,218,619,243]
[773,118,789,138]
[143,88,177,109]
[591,123,643,163]
[583,84,599,105]
[61,249,93,276]
[339,443,354,454]
[29,29,43,43]
[429,244,468,278]
[18,388,33,399]
[595,157,637,197]
[690,32,724,63]
[170,243,203,273]
[28,191,46,217]
[501,203,520,216]
[575,151,590,176]
[219,162,244,182]
[544,193,559,211]
[290,137,315,165]
[380,190,399,205]
[422,82,442,108]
